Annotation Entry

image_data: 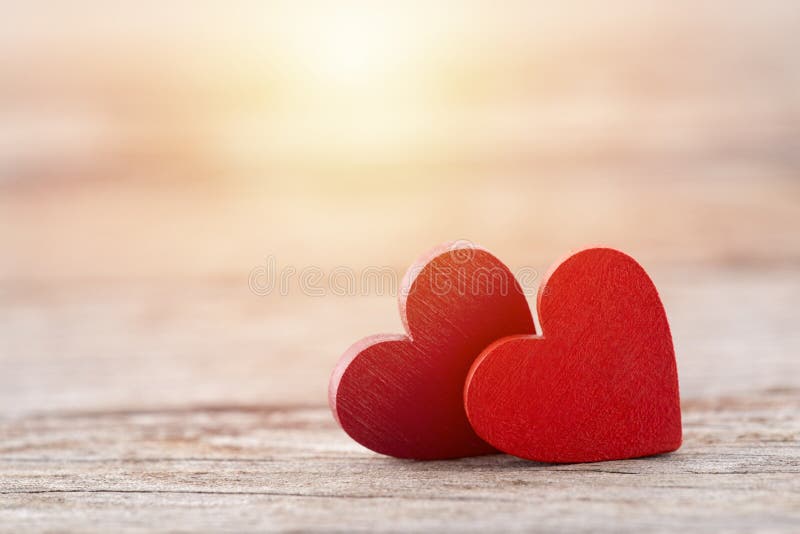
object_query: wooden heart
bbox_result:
[329,242,535,459]
[465,247,681,463]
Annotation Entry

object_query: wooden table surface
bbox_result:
[1,269,799,532]
[2,1,800,531]
[0,390,798,533]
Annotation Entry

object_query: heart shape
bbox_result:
[329,242,535,459]
[465,247,681,463]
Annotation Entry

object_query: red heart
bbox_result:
[329,242,535,459]
[465,247,681,463]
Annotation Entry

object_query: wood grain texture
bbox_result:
[1,390,798,533]
[1,267,798,531]
[330,242,534,459]
[466,248,681,462]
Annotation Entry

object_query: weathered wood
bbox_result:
[1,269,799,419]
[0,391,798,532]
[1,271,798,531]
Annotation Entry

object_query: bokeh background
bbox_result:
[2,1,799,417]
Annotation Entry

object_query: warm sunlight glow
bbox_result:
[284,7,418,91]
[261,5,441,163]
[312,12,393,88]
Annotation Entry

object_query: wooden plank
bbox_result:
[1,268,799,419]
[1,390,798,532]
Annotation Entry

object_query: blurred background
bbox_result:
[2,1,799,417]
